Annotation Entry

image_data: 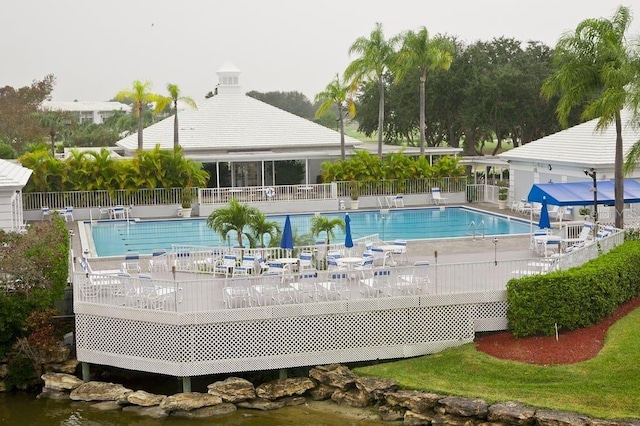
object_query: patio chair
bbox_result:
[392,194,404,208]
[233,255,256,276]
[299,251,314,271]
[371,246,392,267]
[596,226,614,240]
[431,187,448,205]
[97,205,111,220]
[121,252,142,273]
[214,254,238,277]
[173,251,192,271]
[321,271,351,301]
[392,240,408,264]
[359,268,393,298]
[291,270,319,303]
[223,278,252,308]
[61,206,74,222]
[251,273,284,306]
[41,206,52,220]
[148,249,169,272]
[396,261,431,295]
[326,257,345,271]
[511,256,560,278]
[561,222,593,250]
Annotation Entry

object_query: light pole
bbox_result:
[584,168,598,222]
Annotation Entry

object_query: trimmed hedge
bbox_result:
[506,240,640,337]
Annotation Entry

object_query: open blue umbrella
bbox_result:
[280,215,294,250]
[344,213,354,249]
[538,196,551,229]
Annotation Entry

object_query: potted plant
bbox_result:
[579,207,591,220]
[497,181,508,210]
[180,187,193,218]
[349,182,360,210]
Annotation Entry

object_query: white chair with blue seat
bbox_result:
[214,254,238,277]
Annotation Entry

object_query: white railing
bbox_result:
[336,177,467,199]
[198,183,335,205]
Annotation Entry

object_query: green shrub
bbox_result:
[507,240,640,337]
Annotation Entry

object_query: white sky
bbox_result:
[2,0,638,103]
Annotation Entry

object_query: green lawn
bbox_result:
[354,307,640,420]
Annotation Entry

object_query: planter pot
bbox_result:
[180,207,192,218]
[498,200,507,210]
[350,200,359,210]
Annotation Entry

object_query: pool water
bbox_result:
[88,207,531,257]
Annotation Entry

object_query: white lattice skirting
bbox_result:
[75,291,508,377]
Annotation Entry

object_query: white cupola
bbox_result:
[216,61,242,94]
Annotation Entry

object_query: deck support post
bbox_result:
[81,362,90,382]
[182,376,192,393]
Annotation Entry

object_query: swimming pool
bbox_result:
[86,207,531,257]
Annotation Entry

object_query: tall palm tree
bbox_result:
[541,5,640,229]
[248,211,281,248]
[314,74,356,160]
[206,198,261,248]
[166,83,197,150]
[344,22,398,158]
[115,80,169,151]
[36,111,68,156]
[310,216,345,246]
[395,27,453,156]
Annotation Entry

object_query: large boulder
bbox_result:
[122,405,169,418]
[309,364,357,390]
[44,359,79,375]
[159,392,222,412]
[255,377,315,400]
[354,376,397,401]
[207,377,255,402]
[384,390,442,414]
[171,403,236,418]
[437,396,489,418]
[331,388,371,408]
[309,384,336,401]
[41,373,84,391]
[69,381,132,402]
[236,398,287,411]
[0,364,8,379]
[535,408,591,426]
[488,401,536,425]
[127,390,166,407]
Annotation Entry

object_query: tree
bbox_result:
[206,198,261,248]
[541,5,640,229]
[246,91,315,119]
[314,74,356,160]
[166,83,197,150]
[115,80,169,151]
[248,211,281,248]
[395,27,453,156]
[310,215,345,246]
[345,22,398,157]
[34,111,70,156]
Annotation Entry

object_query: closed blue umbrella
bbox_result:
[344,214,354,249]
[538,196,551,229]
[280,215,294,250]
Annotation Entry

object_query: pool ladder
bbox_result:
[469,220,486,240]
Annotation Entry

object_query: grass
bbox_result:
[354,307,640,420]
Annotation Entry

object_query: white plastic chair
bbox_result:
[121,252,141,273]
[393,194,404,208]
[233,255,256,276]
[149,249,169,272]
[214,254,238,277]
[299,251,314,271]
[431,188,448,205]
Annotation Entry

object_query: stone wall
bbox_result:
[37,364,640,425]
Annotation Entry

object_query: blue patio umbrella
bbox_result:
[538,196,551,229]
[280,215,294,250]
[344,213,354,249]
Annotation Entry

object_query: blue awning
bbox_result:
[527,179,640,206]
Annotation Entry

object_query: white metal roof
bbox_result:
[499,109,640,167]
[115,92,361,154]
[0,159,33,189]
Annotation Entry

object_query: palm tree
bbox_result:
[166,83,197,150]
[36,111,69,156]
[310,216,345,246]
[395,27,453,156]
[248,211,281,248]
[206,198,261,248]
[115,80,170,151]
[314,74,356,160]
[344,22,398,158]
[541,5,640,229]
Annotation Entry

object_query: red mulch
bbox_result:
[475,296,640,365]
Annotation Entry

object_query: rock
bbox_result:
[0,381,6,392]
[535,409,590,426]
[90,401,122,411]
[38,388,70,400]
[309,364,357,390]
[280,396,306,406]
[44,359,79,374]
[237,398,287,411]
[384,390,442,414]
[378,404,405,421]
[69,381,132,402]
[122,405,169,418]
[207,377,255,402]
[488,401,536,425]
[405,409,434,425]
[0,364,7,379]
[589,420,640,426]
[46,346,71,364]
[309,384,336,401]
[172,403,237,418]
[255,377,315,400]
[354,376,397,401]
[438,396,489,418]
[331,388,371,408]
[41,372,84,391]
[159,392,222,412]
[127,390,165,407]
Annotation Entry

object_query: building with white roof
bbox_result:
[42,100,131,124]
[498,109,640,207]
[0,159,32,232]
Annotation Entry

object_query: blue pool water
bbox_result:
[88,207,531,257]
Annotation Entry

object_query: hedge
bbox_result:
[506,240,640,337]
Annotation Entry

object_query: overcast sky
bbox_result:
[2,1,638,103]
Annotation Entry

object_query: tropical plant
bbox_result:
[314,73,356,160]
[248,211,281,248]
[344,22,398,157]
[310,215,345,246]
[541,5,640,229]
[181,187,193,209]
[497,181,509,201]
[166,83,197,150]
[115,80,170,151]
[205,199,261,248]
[394,27,453,156]
[34,111,70,156]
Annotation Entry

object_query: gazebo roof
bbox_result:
[0,159,32,189]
